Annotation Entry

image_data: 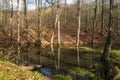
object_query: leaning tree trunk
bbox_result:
[50,0,55,44]
[76,0,81,47]
[45,0,55,44]
[101,0,113,62]
[10,0,13,45]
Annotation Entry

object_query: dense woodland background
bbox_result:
[0,0,120,65]
[0,0,120,44]
[0,0,120,52]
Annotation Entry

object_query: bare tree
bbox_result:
[91,0,97,48]
[115,0,119,35]
[35,0,42,65]
[46,0,60,46]
[36,0,42,47]
[23,0,28,65]
[17,0,20,64]
[101,0,113,62]
[77,0,81,47]
[10,0,13,45]
[0,1,2,40]
[64,0,67,27]
[23,0,28,45]
[101,0,105,34]
[85,3,88,32]
[49,0,55,44]
[57,0,61,47]
[57,47,61,69]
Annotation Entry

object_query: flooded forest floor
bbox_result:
[0,28,120,80]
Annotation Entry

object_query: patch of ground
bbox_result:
[0,60,51,80]
[0,27,120,49]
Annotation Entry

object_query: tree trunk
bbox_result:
[85,4,88,32]
[91,0,97,48]
[115,0,119,35]
[10,0,13,45]
[101,0,104,34]
[50,0,55,44]
[101,0,113,62]
[35,0,42,65]
[64,0,67,27]
[77,0,81,47]
[23,0,28,65]
[20,65,41,71]
[57,0,61,47]
[77,46,80,67]
[23,0,28,45]
[57,47,60,69]
[0,2,2,41]
[37,0,41,47]
[17,0,20,64]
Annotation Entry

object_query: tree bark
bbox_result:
[0,2,2,41]
[101,0,104,34]
[17,0,20,64]
[50,0,55,44]
[10,0,13,45]
[37,0,41,47]
[101,0,113,62]
[57,0,61,47]
[77,0,81,47]
[23,0,29,65]
[23,0,28,45]
[115,0,119,35]
[91,0,97,48]
[64,0,67,27]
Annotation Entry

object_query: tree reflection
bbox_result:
[57,47,61,69]
[77,47,80,67]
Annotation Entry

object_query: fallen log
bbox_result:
[20,65,41,71]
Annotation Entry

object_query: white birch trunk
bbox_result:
[17,0,20,64]
[77,0,81,47]
[57,0,61,47]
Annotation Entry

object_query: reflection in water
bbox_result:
[36,45,41,65]
[50,44,57,70]
[100,62,113,80]
[0,45,116,80]
[77,47,80,67]
[57,47,61,69]
[40,66,69,77]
